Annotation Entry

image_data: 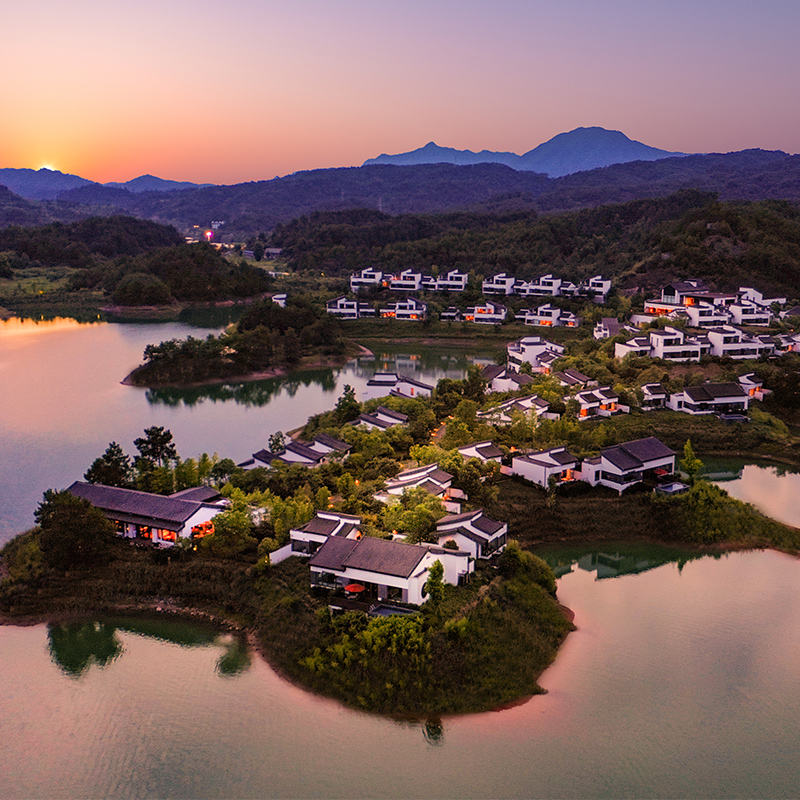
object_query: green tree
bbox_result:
[200,507,256,557]
[84,442,133,487]
[680,439,703,485]
[134,426,178,467]
[335,384,361,423]
[269,431,286,453]
[35,490,114,569]
[423,559,444,611]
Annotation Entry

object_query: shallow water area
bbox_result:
[2,548,800,799]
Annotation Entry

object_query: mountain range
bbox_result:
[0,168,212,201]
[363,127,689,176]
[1,128,799,236]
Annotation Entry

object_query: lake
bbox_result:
[705,458,800,528]
[2,547,799,799]
[0,316,493,542]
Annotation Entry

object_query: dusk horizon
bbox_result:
[6,1,800,185]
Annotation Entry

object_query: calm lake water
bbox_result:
[705,459,800,528]
[2,547,800,799]
[3,317,800,799]
[0,316,492,542]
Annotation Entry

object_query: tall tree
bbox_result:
[84,442,133,487]
[134,426,177,467]
[35,490,114,569]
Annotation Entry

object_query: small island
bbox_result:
[2,362,799,715]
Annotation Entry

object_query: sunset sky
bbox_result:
[4,0,800,185]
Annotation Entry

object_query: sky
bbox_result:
[4,0,800,185]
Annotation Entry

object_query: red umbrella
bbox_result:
[345,583,365,593]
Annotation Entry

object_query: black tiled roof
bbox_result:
[313,433,351,452]
[342,537,427,578]
[308,537,360,571]
[68,482,203,531]
[169,486,222,502]
[683,383,747,402]
[602,437,675,471]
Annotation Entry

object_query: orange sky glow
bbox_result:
[4,0,800,185]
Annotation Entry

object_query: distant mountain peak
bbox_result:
[364,126,690,177]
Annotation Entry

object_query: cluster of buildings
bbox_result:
[325,269,613,325]
[60,273,795,612]
[347,267,611,303]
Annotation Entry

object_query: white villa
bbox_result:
[436,269,469,292]
[517,304,580,328]
[350,268,385,291]
[510,446,579,488]
[667,382,751,415]
[379,297,428,321]
[580,437,676,494]
[67,481,223,547]
[482,272,517,295]
[433,509,508,559]
[361,372,434,401]
[506,335,564,373]
[464,300,507,324]
[308,536,472,605]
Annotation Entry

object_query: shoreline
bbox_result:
[2,538,796,717]
[120,343,375,389]
[0,591,575,720]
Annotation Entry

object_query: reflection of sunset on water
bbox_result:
[0,316,101,340]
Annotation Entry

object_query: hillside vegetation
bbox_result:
[0,216,272,309]
[268,192,800,298]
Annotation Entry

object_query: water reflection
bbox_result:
[422,718,444,746]
[48,621,124,678]
[705,459,800,528]
[142,347,488,409]
[537,542,705,580]
[145,369,338,408]
[217,637,253,677]
[47,618,251,679]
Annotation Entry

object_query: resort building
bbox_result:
[361,372,434,401]
[482,272,517,295]
[510,446,579,488]
[667,382,751,415]
[308,536,471,605]
[67,481,222,547]
[436,269,469,292]
[506,335,564,373]
[433,509,508,559]
[350,268,385,292]
[579,437,676,494]
[289,511,362,557]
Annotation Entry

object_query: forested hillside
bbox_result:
[0,216,272,306]
[268,192,800,298]
[4,150,800,238]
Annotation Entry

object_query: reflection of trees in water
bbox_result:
[423,718,444,745]
[48,618,253,678]
[541,544,707,581]
[48,621,124,678]
[216,637,252,677]
[145,369,337,408]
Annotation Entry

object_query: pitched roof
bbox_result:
[342,536,428,577]
[374,405,408,422]
[601,437,675,471]
[308,537,360,571]
[481,364,505,381]
[169,486,223,503]
[67,481,204,531]
[683,382,747,402]
[313,433,351,452]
